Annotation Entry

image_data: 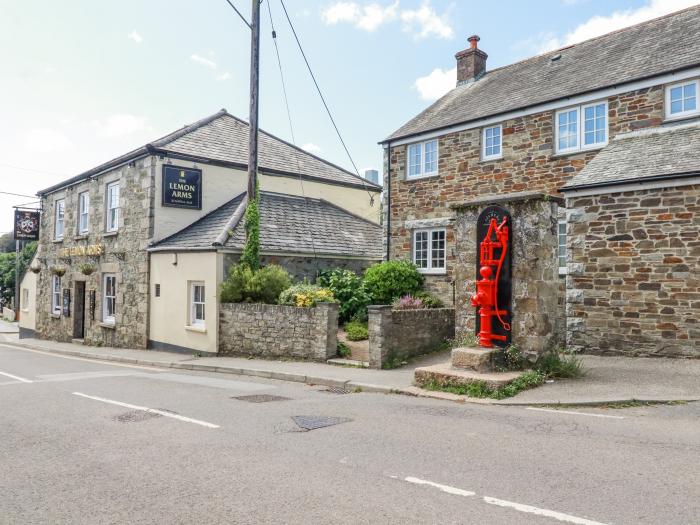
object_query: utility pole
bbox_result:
[247,0,260,199]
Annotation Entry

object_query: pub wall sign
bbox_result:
[14,210,40,241]
[162,165,202,210]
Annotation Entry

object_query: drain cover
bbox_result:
[322,387,350,395]
[291,415,352,431]
[114,410,161,423]
[233,394,291,403]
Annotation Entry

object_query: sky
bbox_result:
[1,0,698,232]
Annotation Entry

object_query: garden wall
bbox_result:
[218,302,338,361]
[368,306,455,368]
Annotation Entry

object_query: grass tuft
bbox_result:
[535,349,586,379]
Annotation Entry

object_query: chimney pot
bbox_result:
[468,35,480,49]
[455,35,487,86]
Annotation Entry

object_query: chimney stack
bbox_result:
[455,35,487,86]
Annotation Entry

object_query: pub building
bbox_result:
[20,110,382,352]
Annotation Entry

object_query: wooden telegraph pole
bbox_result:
[247,0,260,199]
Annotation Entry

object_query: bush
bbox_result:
[337,341,351,358]
[413,291,444,309]
[535,349,586,379]
[392,295,424,310]
[363,260,423,305]
[279,283,336,307]
[220,264,292,304]
[317,268,371,323]
[344,321,369,341]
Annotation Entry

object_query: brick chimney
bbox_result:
[455,35,487,85]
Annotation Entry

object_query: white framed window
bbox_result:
[666,79,698,119]
[22,288,29,311]
[407,139,439,178]
[52,275,61,314]
[106,182,120,232]
[78,192,90,234]
[102,273,116,324]
[54,199,65,240]
[190,282,206,327]
[558,220,567,276]
[413,228,446,273]
[482,124,502,160]
[555,101,608,154]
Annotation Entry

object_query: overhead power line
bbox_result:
[0,191,38,199]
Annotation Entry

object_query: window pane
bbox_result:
[670,86,682,102]
[414,231,428,268]
[408,144,421,176]
[671,100,683,113]
[584,106,594,120]
[430,230,445,269]
[686,97,696,111]
[424,140,437,173]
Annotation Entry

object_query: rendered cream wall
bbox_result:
[18,262,37,331]
[149,251,219,353]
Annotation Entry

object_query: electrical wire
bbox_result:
[0,191,38,199]
[278,0,375,206]
[223,0,251,29]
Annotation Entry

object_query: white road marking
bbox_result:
[404,477,475,497]
[72,392,220,429]
[0,370,33,383]
[483,496,609,525]
[526,407,625,419]
[0,344,167,371]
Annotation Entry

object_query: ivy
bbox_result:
[240,185,260,271]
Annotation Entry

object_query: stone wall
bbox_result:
[453,194,563,357]
[223,253,378,282]
[35,157,155,349]
[566,184,699,357]
[368,306,455,368]
[218,302,339,360]
[384,85,664,303]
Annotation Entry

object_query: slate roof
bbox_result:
[562,121,700,190]
[384,6,700,142]
[39,110,380,195]
[152,191,383,259]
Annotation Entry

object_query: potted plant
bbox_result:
[29,264,41,274]
[78,263,96,276]
[50,266,66,277]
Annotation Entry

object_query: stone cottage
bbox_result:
[380,6,699,357]
[22,109,382,350]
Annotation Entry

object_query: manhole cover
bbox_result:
[291,415,352,431]
[233,394,291,403]
[321,387,350,395]
[113,410,161,423]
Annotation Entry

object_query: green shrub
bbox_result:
[317,268,371,323]
[344,321,369,341]
[279,283,336,307]
[220,264,292,304]
[535,349,586,379]
[363,260,423,305]
[413,291,444,308]
[337,341,351,358]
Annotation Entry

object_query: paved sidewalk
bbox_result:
[2,334,699,405]
[0,319,19,333]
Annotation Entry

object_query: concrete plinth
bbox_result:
[415,363,523,390]
[451,346,499,373]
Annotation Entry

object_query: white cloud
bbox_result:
[21,128,74,153]
[190,54,217,69]
[400,2,454,40]
[414,66,456,101]
[93,114,151,138]
[321,1,454,37]
[217,72,232,81]
[128,30,142,44]
[538,0,700,53]
[301,142,323,154]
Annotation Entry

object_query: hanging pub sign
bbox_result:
[162,165,202,210]
[14,210,40,241]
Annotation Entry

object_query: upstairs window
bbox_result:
[482,124,502,160]
[555,101,608,154]
[666,80,698,119]
[54,199,65,240]
[106,182,120,232]
[78,192,90,234]
[413,228,446,273]
[407,139,438,178]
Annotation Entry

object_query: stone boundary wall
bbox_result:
[218,302,338,361]
[368,306,455,368]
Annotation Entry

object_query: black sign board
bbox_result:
[162,165,202,209]
[62,289,71,318]
[14,210,40,241]
[89,290,96,320]
[475,205,512,347]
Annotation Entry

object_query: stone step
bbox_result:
[327,358,370,368]
[415,362,524,389]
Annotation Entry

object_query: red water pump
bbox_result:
[470,216,511,347]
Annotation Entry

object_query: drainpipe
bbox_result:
[385,142,391,261]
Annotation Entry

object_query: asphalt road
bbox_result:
[1,342,699,525]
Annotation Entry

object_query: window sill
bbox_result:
[404,173,439,182]
[418,269,447,276]
[185,324,207,334]
[50,313,61,319]
[53,238,64,244]
[99,321,116,329]
[102,231,118,238]
[480,155,503,163]
[551,145,606,159]
[75,234,89,240]
[664,112,700,123]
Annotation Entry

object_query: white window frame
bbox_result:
[665,79,699,120]
[189,282,206,328]
[406,139,439,179]
[78,191,90,235]
[105,182,120,233]
[558,220,567,276]
[51,275,61,314]
[412,228,446,274]
[54,199,65,240]
[554,100,608,154]
[482,124,502,160]
[102,273,116,325]
[22,288,29,312]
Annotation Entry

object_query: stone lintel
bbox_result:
[449,191,564,210]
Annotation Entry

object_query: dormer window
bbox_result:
[666,79,698,119]
[407,139,439,178]
[555,100,608,154]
